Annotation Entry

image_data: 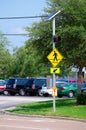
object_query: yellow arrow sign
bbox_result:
[50,68,60,74]
[47,48,63,67]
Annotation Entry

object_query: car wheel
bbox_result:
[58,95,62,98]
[68,91,74,98]
[38,89,42,96]
[19,89,25,96]
[10,92,16,96]
[29,92,36,96]
[3,90,9,96]
[43,93,49,97]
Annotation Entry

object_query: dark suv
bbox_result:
[28,77,46,96]
[4,77,46,96]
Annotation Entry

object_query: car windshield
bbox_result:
[56,82,69,87]
[58,83,69,87]
[56,82,77,88]
[7,79,15,85]
[0,81,5,86]
[26,79,34,85]
[34,78,46,87]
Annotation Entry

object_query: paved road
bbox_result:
[0,96,86,130]
[0,95,52,111]
[0,114,86,130]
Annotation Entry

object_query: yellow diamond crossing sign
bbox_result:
[47,48,63,67]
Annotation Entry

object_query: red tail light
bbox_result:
[0,85,6,90]
[13,84,16,88]
[0,87,5,90]
[60,87,65,90]
[32,84,35,89]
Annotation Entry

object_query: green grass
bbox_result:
[8,99,86,119]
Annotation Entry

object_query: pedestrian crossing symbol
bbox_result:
[47,48,63,67]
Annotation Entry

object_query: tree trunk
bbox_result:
[77,66,84,93]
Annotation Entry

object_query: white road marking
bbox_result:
[0,125,51,130]
[0,101,7,104]
[33,119,56,123]
[2,117,56,123]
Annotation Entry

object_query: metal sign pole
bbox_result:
[52,18,55,49]
[47,10,62,112]
[52,17,56,112]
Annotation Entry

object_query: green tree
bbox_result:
[25,0,86,92]
[56,0,86,92]
[11,42,49,78]
[0,32,12,79]
[25,40,49,77]
[10,46,27,77]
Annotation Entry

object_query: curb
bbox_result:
[2,109,86,123]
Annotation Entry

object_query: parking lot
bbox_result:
[0,95,52,111]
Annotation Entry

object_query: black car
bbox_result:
[4,77,46,96]
[27,77,46,96]
[3,78,34,96]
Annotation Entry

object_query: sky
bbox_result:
[0,0,46,52]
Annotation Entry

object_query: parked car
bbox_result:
[3,77,46,96]
[27,77,47,96]
[41,81,78,98]
[81,82,86,92]
[0,80,6,94]
[68,79,85,83]
[40,86,52,97]
[57,82,78,98]
[40,81,68,97]
[3,78,34,96]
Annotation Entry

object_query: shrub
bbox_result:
[76,92,86,105]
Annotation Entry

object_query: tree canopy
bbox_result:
[0,32,12,79]
[25,0,86,81]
